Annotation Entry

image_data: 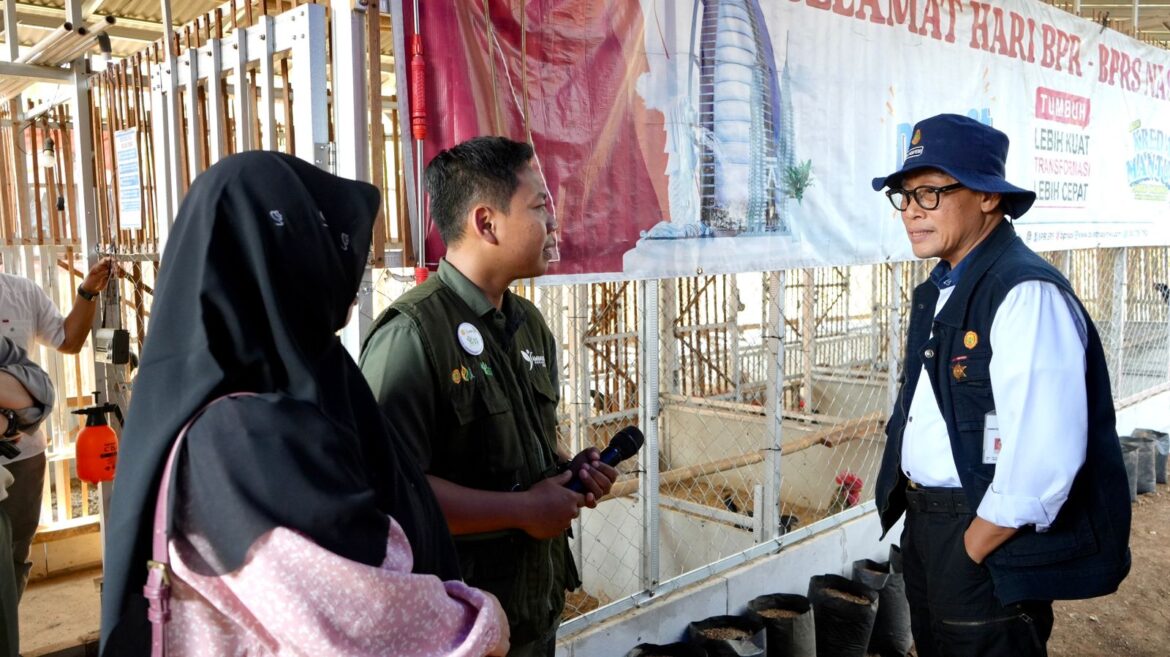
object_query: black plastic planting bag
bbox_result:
[626,642,708,657]
[1132,428,1169,485]
[746,593,815,657]
[687,614,766,657]
[1125,434,1157,494]
[1120,440,1139,502]
[884,546,914,654]
[852,550,912,656]
[808,574,878,657]
[1121,436,1152,498]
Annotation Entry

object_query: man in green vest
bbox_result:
[361,136,617,657]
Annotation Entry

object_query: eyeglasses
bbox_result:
[885,183,965,211]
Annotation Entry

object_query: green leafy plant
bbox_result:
[785,159,814,203]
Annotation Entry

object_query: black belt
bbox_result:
[905,482,971,514]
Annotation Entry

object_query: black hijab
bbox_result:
[100,152,460,656]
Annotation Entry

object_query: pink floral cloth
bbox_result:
[165,517,504,656]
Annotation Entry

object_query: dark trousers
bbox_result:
[0,452,45,600]
[901,486,1053,657]
[0,507,17,657]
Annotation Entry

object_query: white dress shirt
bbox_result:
[0,271,66,464]
[901,280,1088,531]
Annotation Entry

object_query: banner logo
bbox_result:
[1127,124,1170,202]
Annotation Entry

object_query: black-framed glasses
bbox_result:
[885,183,965,211]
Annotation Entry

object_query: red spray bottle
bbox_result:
[74,392,123,484]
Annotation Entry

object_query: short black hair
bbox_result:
[425,136,534,246]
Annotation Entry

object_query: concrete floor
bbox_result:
[19,567,101,657]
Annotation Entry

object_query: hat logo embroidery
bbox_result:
[911,129,922,145]
[268,210,285,226]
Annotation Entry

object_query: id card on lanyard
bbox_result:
[983,411,1001,464]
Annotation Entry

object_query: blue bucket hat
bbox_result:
[871,113,1036,218]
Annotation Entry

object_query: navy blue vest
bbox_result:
[875,221,1131,603]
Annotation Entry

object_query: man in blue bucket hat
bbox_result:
[872,114,1131,657]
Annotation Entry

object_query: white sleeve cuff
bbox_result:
[977,488,1061,532]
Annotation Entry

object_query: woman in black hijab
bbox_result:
[100,152,508,656]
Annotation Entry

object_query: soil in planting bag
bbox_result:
[1121,435,1156,495]
[746,593,815,657]
[1120,440,1139,502]
[807,573,878,657]
[852,553,912,657]
[626,642,708,657]
[687,614,766,657]
[1132,428,1170,484]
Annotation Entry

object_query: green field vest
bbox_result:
[369,270,581,644]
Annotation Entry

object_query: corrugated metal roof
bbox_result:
[20,0,227,26]
[3,1,283,58]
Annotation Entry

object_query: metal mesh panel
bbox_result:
[541,247,1170,632]
[1056,247,1170,401]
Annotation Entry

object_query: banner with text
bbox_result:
[402,0,1170,282]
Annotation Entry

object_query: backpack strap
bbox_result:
[144,392,256,657]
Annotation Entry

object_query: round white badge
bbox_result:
[457,322,485,356]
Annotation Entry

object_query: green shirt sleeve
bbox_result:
[359,315,436,470]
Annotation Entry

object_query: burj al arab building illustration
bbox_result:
[697,0,795,236]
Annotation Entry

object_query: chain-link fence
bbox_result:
[470,246,1170,635]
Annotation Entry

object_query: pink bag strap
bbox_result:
[144,393,256,657]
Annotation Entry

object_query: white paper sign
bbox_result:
[114,128,142,230]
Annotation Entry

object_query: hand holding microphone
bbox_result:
[565,426,644,505]
[521,426,643,539]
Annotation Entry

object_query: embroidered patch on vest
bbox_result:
[952,363,968,381]
[521,349,546,371]
[451,365,474,384]
[963,331,979,349]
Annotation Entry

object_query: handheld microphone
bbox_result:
[567,426,644,493]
